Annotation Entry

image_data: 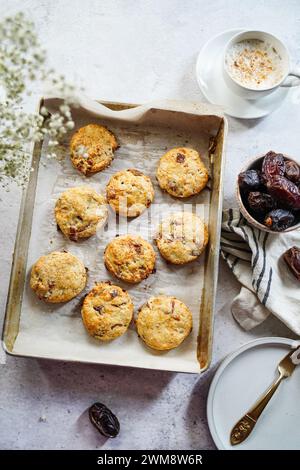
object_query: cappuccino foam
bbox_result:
[226,39,285,89]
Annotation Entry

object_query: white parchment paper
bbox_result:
[12,101,221,373]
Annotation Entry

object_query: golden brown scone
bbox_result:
[55,186,108,241]
[136,295,193,351]
[155,212,209,264]
[30,251,87,303]
[81,282,133,341]
[70,124,118,175]
[106,169,154,217]
[156,147,209,198]
[104,234,156,284]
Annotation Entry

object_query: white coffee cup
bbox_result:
[223,30,300,100]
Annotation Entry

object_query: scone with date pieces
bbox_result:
[156,147,209,198]
[55,186,108,241]
[30,251,87,303]
[155,212,209,264]
[81,282,134,341]
[70,124,118,176]
[106,169,154,217]
[136,295,193,351]
[104,234,156,284]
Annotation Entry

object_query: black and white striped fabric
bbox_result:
[221,209,300,335]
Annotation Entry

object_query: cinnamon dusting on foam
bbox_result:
[226,39,284,89]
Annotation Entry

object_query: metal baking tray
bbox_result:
[2,98,227,373]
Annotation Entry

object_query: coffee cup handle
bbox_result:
[280,69,300,87]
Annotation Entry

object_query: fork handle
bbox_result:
[248,374,283,420]
[230,374,283,445]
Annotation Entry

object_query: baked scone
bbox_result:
[155,212,209,264]
[70,124,118,175]
[106,169,154,217]
[30,251,87,303]
[104,234,156,283]
[156,147,209,198]
[55,186,108,241]
[136,295,193,351]
[81,282,134,341]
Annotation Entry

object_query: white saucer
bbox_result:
[207,337,300,450]
[196,29,290,119]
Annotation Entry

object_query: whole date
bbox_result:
[89,402,120,438]
[262,151,285,180]
[247,192,274,214]
[264,209,295,231]
[283,246,300,281]
[238,170,263,192]
[285,160,300,184]
[266,176,300,209]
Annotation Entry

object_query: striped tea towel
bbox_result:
[221,209,300,335]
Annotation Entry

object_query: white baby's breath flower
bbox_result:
[75,145,88,157]
[46,152,57,159]
[48,140,59,146]
[66,120,75,130]
[59,104,70,115]
[0,12,80,187]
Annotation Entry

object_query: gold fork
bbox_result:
[230,348,298,446]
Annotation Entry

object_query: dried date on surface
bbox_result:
[262,151,285,180]
[264,209,295,231]
[285,160,300,184]
[247,192,274,214]
[266,176,300,209]
[89,402,120,438]
[238,170,262,192]
[283,246,300,281]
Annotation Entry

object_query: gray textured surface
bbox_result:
[0,0,300,450]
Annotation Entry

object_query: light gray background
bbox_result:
[0,0,299,450]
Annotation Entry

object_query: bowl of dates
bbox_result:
[237,151,300,233]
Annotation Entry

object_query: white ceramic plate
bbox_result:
[196,29,290,119]
[207,337,300,450]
